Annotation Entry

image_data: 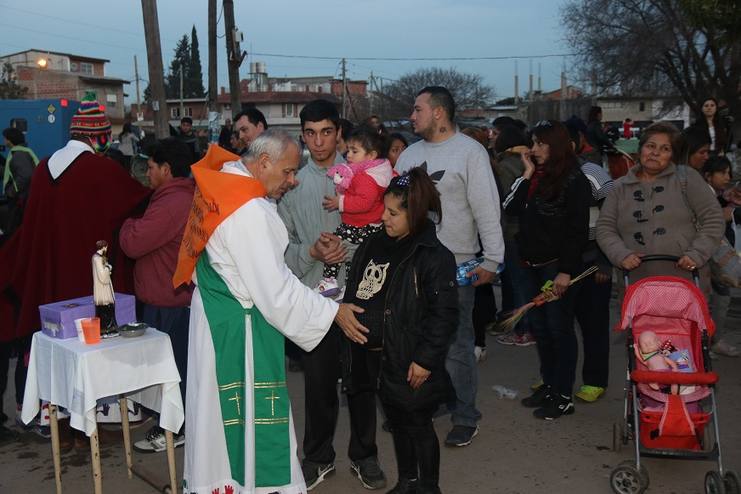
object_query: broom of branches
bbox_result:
[495,266,600,334]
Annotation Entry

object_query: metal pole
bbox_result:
[341,58,347,119]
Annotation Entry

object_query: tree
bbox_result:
[0,63,28,99]
[375,68,495,119]
[165,35,190,99]
[561,0,741,121]
[187,25,205,98]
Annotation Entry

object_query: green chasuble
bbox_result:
[196,252,291,487]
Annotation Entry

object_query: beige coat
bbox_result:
[92,252,115,305]
[596,163,724,292]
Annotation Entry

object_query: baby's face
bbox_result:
[639,332,661,352]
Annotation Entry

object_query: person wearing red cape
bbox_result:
[0,93,150,432]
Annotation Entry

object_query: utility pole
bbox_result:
[134,55,142,120]
[368,71,374,116]
[207,0,217,112]
[223,0,245,117]
[341,58,347,119]
[141,0,169,138]
[514,60,519,105]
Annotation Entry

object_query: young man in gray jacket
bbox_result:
[278,100,386,491]
[396,86,505,447]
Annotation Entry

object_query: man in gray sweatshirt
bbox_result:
[278,100,386,491]
[396,86,504,447]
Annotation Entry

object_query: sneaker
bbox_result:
[474,345,487,362]
[302,461,335,491]
[575,385,605,403]
[521,384,552,408]
[533,394,575,420]
[530,379,544,391]
[387,478,418,494]
[514,333,537,347]
[315,277,340,298]
[350,456,387,489]
[444,425,479,447]
[711,339,740,357]
[133,425,185,453]
[495,332,519,346]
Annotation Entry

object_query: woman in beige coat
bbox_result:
[596,122,724,294]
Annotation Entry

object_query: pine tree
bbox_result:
[187,25,205,98]
[165,35,190,99]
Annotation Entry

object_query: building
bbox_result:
[596,95,691,129]
[0,49,129,124]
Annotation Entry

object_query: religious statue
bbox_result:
[92,240,118,337]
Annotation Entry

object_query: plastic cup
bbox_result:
[74,318,86,343]
[81,318,101,345]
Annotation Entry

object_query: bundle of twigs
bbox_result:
[495,266,600,334]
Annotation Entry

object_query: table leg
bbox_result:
[49,404,62,494]
[165,430,177,493]
[119,396,133,479]
[90,428,102,494]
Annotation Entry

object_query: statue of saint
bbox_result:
[92,240,118,337]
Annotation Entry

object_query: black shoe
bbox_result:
[521,384,552,408]
[444,425,479,447]
[533,394,575,420]
[351,456,387,489]
[387,478,418,494]
[302,461,335,491]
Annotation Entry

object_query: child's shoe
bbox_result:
[315,277,340,298]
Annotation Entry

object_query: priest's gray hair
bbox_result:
[242,129,299,164]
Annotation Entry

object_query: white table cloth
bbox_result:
[22,329,184,436]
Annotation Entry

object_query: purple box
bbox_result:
[39,293,137,339]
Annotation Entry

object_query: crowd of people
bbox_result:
[0,86,738,494]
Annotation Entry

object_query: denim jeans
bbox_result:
[526,263,578,397]
[446,284,481,427]
[503,239,535,336]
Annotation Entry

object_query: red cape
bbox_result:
[0,149,151,342]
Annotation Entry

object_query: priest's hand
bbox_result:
[407,362,431,390]
[310,233,346,265]
[335,303,369,345]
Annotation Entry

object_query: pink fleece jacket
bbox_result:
[338,159,394,227]
[120,177,195,307]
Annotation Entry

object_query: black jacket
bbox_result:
[503,166,591,276]
[341,221,459,411]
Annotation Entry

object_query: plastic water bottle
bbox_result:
[492,385,518,400]
[456,259,505,286]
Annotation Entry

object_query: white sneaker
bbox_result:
[315,277,340,298]
[474,346,487,362]
[133,426,185,453]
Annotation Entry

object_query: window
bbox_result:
[106,93,117,108]
[70,62,79,72]
[171,107,181,118]
[80,62,93,75]
[639,102,646,112]
[184,107,193,117]
[10,118,28,132]
[282,103,297,117]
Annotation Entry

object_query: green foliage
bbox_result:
[0,63,29,99]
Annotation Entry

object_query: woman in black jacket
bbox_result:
[342,167,459,494]
[503,120,591,420]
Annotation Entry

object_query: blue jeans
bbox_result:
[140,304,190,404]
[446,284,481,428]
[503,240,534,335]
[526,263,578,397]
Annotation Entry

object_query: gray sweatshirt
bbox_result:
[278,152,345,288]
[396,132,504,272]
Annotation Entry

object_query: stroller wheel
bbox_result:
[610,460,649,494]
[723,471,739,494]
[705,471,727,494]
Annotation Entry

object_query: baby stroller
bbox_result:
[610,256,739,494]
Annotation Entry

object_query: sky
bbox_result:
[0,0,573,106]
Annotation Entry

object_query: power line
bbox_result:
[252,52,575,62]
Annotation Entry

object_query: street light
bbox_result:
[36,58,48,69]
